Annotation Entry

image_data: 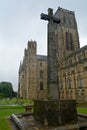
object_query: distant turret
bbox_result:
[27,40,37,56]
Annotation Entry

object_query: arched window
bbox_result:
[70,91,73,99]
[59,80,63,90]
[78,55,81,62]
[67,78,71,89]
[83,66,87,71]
[63,16,66,24]
[62,91,64,98]
[70,33,73,51]
[40,62,42,66]
[77,65,80,72]
[78,76,83,88]
[66,32,69,50]
[66,32,73,51]
[40,70,43,78]
[22,74,24,78]
[40,82,44,90]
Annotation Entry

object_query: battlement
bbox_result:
[26,40,37,53]
[58,7,74,15]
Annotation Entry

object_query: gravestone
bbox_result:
[34,8,78,127]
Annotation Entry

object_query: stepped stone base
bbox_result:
[10,108,87,130]
[34,99,78,126]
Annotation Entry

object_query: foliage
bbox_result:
[0,97,33,105]
[0,93,3,100]
[0,81,13,98]
[12,91,17,97]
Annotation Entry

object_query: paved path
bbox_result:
[8,114,87,130]
[7,118,19,130]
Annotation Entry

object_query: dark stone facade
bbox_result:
[34,100,77,126]
[47,22,59,99]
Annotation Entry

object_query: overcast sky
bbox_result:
[0,0,87,91]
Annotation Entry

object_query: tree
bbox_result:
[0,82,13,98]
[12,91,17,97]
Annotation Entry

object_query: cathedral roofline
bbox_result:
[63,45,87,61]
[36,55,47,61]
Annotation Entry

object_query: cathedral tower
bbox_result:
[46,7,80,99]
[26,41,37,99]
[54,7,80,61]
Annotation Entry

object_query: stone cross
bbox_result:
[41,8,60,99]
[41,8,60,24]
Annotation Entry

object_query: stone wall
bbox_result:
[34,100,77,126]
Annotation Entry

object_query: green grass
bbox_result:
[0,98,87,130]
[0,106,25,130]
[0,98,33,130]
[77,107,87,114]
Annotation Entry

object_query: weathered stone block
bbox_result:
[34,100,77,126]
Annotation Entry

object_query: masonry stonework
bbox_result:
[18,7,87,101]
[18,41,47,99]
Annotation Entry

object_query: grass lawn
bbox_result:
[77,107,87,114]
[0,106,25,130]
[0,106,87,130]
[0,98,87,130]
[0,98,33,130]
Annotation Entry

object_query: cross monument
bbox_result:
[34,8,78,126]
[41,8,60,99]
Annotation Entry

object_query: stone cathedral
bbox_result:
[18,7,87,101]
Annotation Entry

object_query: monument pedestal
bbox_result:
[34,100,77,126]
